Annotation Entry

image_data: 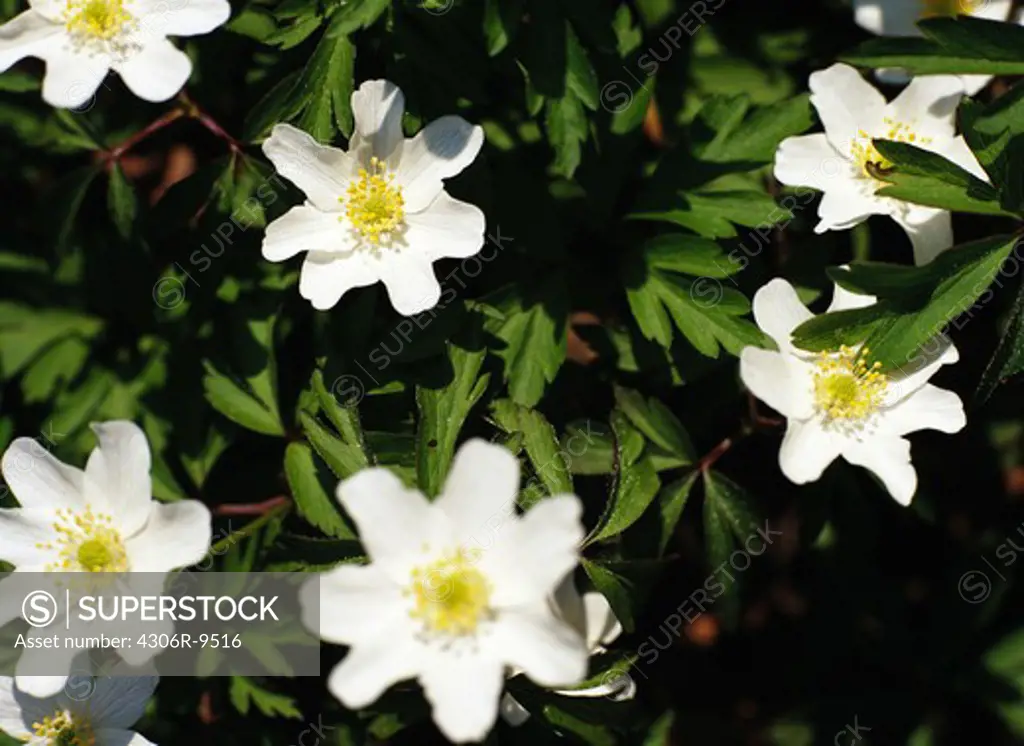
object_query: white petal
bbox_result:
[972,0,1013,22]
[39,45,109,110]
[827,278,877,313]
[74,677,158,729]
[123,500,212,571]
[419,654,504,744]
[888,334,959,397]
[262,205,353,262]
[885,76,964,140]
[398,117,484,211]
[842,437,917,505]
[879,383,965,437]
[84,421,152,537]
[892,205,952,265]
[0,677,41,739]
[492,608,588,688]
[403,191,486,261]
[376,251,442,316]
[115,39,190,102]
[136,0,230,36]
[298,251,380,311]
[959,74,993,96]
[582,591,622,648]
[262,124,355,212]
[778,419,841,485]
[308,564,406,645]
[0,508,57,567]
[15,663,71,699]
[484,495,583,608]
[435,439,518,541]
[93,728,156,746]
[337,467,446,579]
[853,0,920,36]
[1,438,86,510]
[929,136,988,182]
[499,693,531,727]
[0,10,61,71]
[815,184,882,233]
[740,347,813,419]
[751,278,813,351]
[326,635,422,710]
[350,79,405,165]
[809,63,887,154]
[773,133,847,191]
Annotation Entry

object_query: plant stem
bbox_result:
[105,108,185,162]
[208,500,292,557]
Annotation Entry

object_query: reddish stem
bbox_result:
[213,495,291,517]
[105,108,185,163]
[179,91,243,154]
[697,436,734,473]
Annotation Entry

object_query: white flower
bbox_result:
[774,63,987,265]
[500,578,634,727]
[853,0,1020,94]
[0,674,158,746]
[739,278,966,505]
[302,439,588,743]
[0,421,212,696]
[0,0,229,108]
[260,79,487,317]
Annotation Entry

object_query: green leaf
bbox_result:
[871,138,1011,217]
[51,165,101,250]
[624,239,766,355]
[702,469,761,628]
[484,280,567,408]
[0,304,103,380]
[587,411,661,544]
[297,26,356,141]
[416,342,490,497]
[697,94,814,164]
[202,362,285,437]
[490,400,573,496]
[613,385,696,464]
[978,276,1024,401]
[842,16,1024,76]
[793,235,1018,371]
[581,558,635,633]
[299,412,369,480]
[228,676,301,719]
[311,370,368,452]
[106,163,137,239]
[284,441,356,539]
[655,471,698,555]
[546,93,588,179]
[632,189,791,240]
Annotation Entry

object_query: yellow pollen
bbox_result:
[32,710,95,746]
[63,0,132,41]
[407,548,492,636]
[850,118,931,181]
[342,156,405,245]
[37,506,128,573]
[813,345,888,423]
[920,0,981,18]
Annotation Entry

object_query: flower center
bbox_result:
[920,0,981,18]
[63,0,133,41]
[813,345,888,424]
[38,506,128,573]
[33,711,94,746]
[342,157,405,246]
[850,118,931,181]
[408,548,493,636]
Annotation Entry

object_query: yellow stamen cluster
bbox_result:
[813,345,888,424]
[407,548,493,636]
[850,119,932,181]
[38,506,128,573]
[920,0,981,18]
[32,710,94,746]
[63,0,132,42]
[342,157,405,245]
